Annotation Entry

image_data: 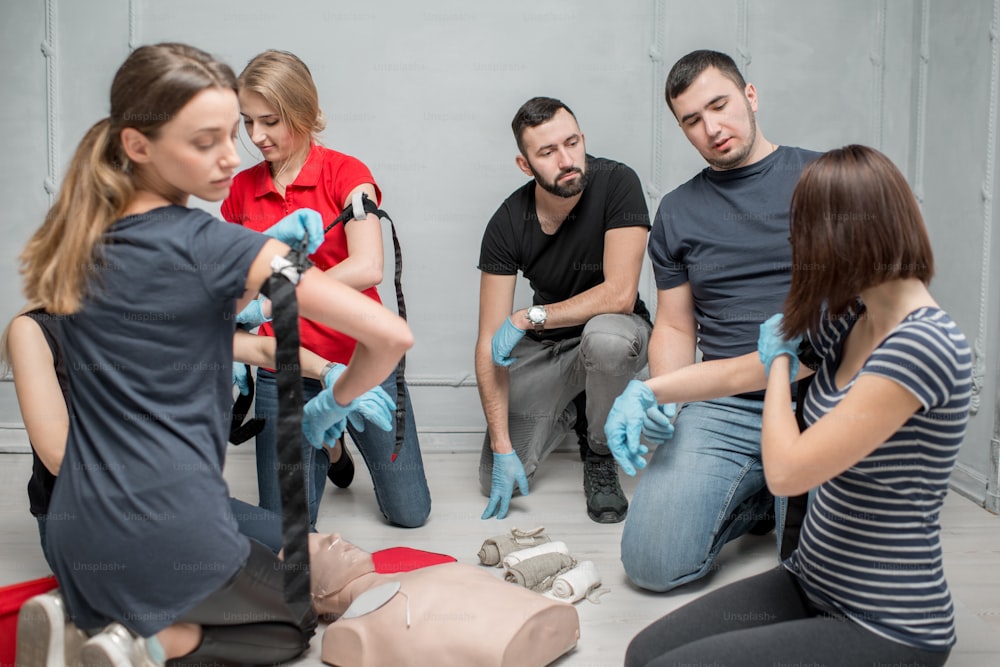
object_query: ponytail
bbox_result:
[20,118,133,314]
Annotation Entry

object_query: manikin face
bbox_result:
[309,533,375,598]
[238,90,303,166]
[516,108,588,198]
[126,87,241,204]
[670,66,761,171]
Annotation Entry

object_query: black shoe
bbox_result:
[327,440,355,489]
[583,457,628,523]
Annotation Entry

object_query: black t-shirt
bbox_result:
[478,155,651,340]
[23,309,66,518]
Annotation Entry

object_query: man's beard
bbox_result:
[706,100,758,170]
[533,164,588,198]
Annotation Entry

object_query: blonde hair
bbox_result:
[20,43,237,314]
[238,50,326,171]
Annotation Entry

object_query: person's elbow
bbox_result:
[608,288,638,314]
[385,319,414,357]
[764,463,808,497]
[359,258,384,290]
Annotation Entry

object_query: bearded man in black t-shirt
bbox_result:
[476,96,652,524]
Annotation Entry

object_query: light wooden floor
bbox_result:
[3,434,1000,666]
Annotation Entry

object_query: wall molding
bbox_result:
[971,0,1000,417]
[41,0,59,203]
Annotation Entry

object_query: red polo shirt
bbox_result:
[221,143,383,365]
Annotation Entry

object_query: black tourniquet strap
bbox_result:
[327,194,408,462]
[260,249,314,626]
[228,363,266,445]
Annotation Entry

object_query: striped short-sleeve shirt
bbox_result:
[785,302,971,651]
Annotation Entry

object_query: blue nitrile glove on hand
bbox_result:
[302,363,397,447]
[758,314,803,380]
[642,402,677,445]
[263,208,325,255]
[491,317,526,367]
[232,363,249,396]
[481,451,530,520]
[605,380,658,476]
[236,297,271,328]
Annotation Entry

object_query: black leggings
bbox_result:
[171,540,316,665]
[626,567,950,667]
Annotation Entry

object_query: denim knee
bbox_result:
[620,535,708,593]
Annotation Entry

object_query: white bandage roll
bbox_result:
[543,560,601,603]
[501,541,570,569]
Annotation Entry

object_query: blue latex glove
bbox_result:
[481,451,530,520]
[758,314,803,380]
[263,208,325,255]
[232,363,249,396]
[642,402,677,445]
[604,380,658,476]
[303,364,397,447]
[491,317,526,367]
[236,297,271,328]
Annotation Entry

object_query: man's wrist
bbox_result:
[510,310,529,331]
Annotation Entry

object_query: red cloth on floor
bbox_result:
[2,575,58,665]
[371,547,456,573]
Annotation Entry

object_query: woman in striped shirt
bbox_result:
[624,145,970,667]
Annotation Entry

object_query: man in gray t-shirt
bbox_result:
[616,50,820,592]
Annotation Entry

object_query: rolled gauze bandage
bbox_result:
[504,552,576,592]
[477,527,550,566]
[543,560,601,603]
[502,541,570,569]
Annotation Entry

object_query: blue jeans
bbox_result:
[255,368,430,529]
[621,396,777,592]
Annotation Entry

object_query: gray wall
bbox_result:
[1,0,998,509]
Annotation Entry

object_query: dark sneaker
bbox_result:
[327,438,355,489]
[583,458,628,523]
[16,590,87,667]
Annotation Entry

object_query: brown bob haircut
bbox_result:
[782,144,934,338]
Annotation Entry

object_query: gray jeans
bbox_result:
[479,313,651,494]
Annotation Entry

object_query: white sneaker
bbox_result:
[79,623,164,667]
[16,589,88,667]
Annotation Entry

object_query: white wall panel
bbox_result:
[0,0,996,505]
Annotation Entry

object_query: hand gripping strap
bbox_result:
[327,194,408,462]
[267,267,316,632]
[228,363,266,445]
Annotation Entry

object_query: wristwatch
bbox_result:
[526,305,547,333]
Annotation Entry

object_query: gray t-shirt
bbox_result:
[648,146,820,362]
[47,205,269,635]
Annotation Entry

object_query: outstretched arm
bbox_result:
[475,272,518,454]
[242,238,412,406]
[233,330,332,381]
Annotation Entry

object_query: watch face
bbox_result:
[528,306,546,324]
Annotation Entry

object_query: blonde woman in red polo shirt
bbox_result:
[221,50,430,530]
